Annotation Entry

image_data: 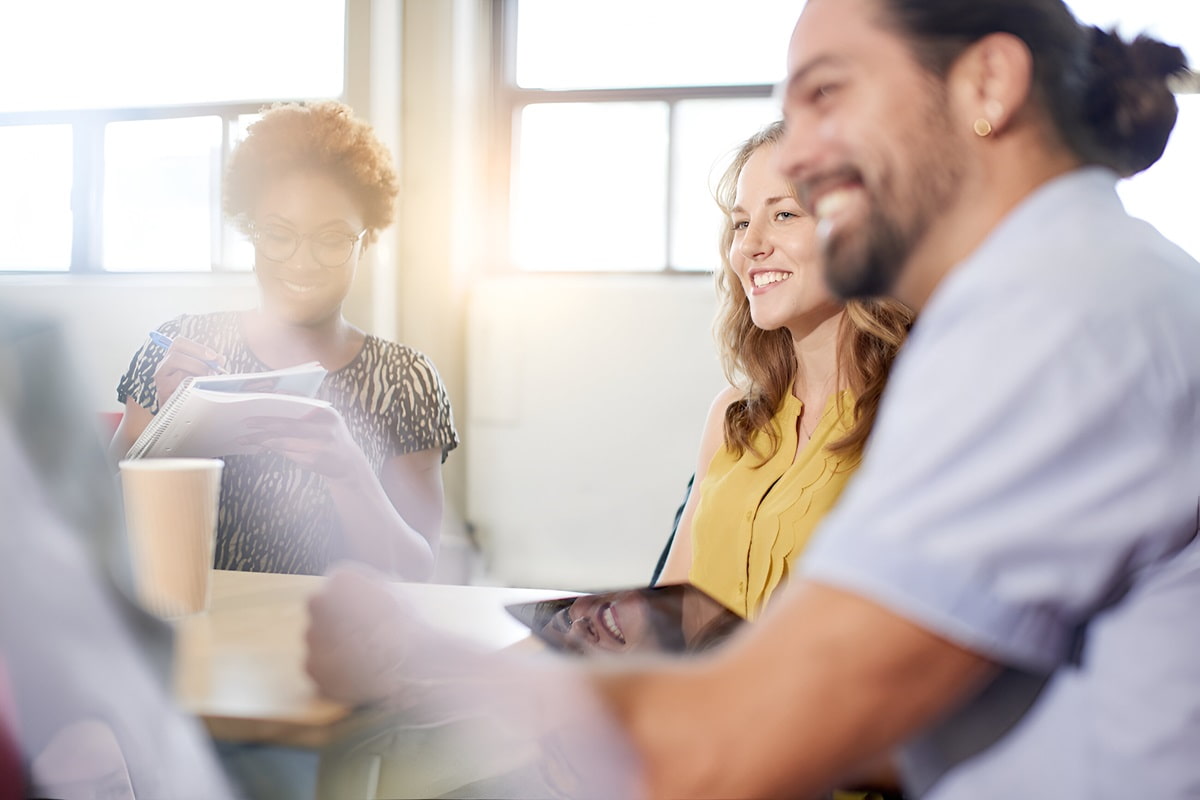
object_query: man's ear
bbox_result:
[947,32,1033,137]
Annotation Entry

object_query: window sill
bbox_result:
[0,272,257,289]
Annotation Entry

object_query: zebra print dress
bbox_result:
[117,311,459,575]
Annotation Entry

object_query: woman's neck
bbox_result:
[240,309,364,371]
[789,310,844,405]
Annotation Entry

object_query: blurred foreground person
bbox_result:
[306,1,1200,798]
[0,307,234,798]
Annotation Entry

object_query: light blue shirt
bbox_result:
[802,168,1200,798]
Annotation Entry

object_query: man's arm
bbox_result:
[595,580,997,799]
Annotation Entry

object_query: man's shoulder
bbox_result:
[924,215,1200,348]
[939,169,1199,320]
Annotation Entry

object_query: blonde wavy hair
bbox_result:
[713,121,913,462]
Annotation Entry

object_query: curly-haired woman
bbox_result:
[657,120,912,620]
[109,101,457,579]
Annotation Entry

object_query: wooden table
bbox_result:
[173,569,573,749]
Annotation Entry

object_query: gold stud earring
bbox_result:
[974,100,1004,137]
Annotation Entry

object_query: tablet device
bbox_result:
[506,583,743,656]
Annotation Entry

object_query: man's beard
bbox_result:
[820,200,911,300]
[819,104,965,301]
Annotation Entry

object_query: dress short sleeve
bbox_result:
[390,348,459,462]
[326,337,459,465]
[116,317,184,413]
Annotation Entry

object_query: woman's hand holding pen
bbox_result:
[148,331,227,408]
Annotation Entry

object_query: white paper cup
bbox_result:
[118,458,224,618]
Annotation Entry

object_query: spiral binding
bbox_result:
[125,376,196,459]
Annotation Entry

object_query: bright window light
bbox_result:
[1118,96,1200,261]
[103,116,222,271]
[1068,0,1200,261]
[509,2,800,272]
[671,98,783,272]
[513,103,670,272]
[515,0,800,90]
[220,114,265,271]
[0,0,344,112]
[0,125,73,271]
[1067,0,1200,64]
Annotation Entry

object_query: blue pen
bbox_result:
[147,331,226,372]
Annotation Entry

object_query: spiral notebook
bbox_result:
[125,362,330,459]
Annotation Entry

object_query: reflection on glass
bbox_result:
[515,0,799,90]
[671,98,783,272]
[513,102,668,271]
[103,116,222,272]
[508,584,743,657]
[0,125,72,271]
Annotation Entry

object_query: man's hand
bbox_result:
[304,564,645,798]
[304,564,411,705]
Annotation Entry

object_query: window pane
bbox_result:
[671,99,783,272]
[516,0,801,89]
[0,125,73,271]
[1119,95,1200,261]
[231,113,263,148]
[1067,1,1200,64]
[223,227,255,271]
[1,0,344,112]
[1066,1,1199,262]
[513,103,668,271]
[103,117,222,272]
[220,114,264,271]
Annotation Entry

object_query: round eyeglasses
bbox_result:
[251,224,366,269]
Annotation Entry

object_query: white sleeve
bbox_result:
[800,288,1200,671]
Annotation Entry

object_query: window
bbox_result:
[1067,1,1200,261]
[503,0,1200,272]
[0,125,73,271]
[503,0,799,273]
[0,0,345,273]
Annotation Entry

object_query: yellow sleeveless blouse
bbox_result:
[689,391,861,620]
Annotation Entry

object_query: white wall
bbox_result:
[465,274,727,590]
[3,275,258,414]
[1,271,727,591]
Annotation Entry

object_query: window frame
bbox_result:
[494,0,778,275]
[0,101,310,275]
[0,0,353,276]
[496,1,1200,275]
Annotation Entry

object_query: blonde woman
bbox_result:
[657,121,912,620]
